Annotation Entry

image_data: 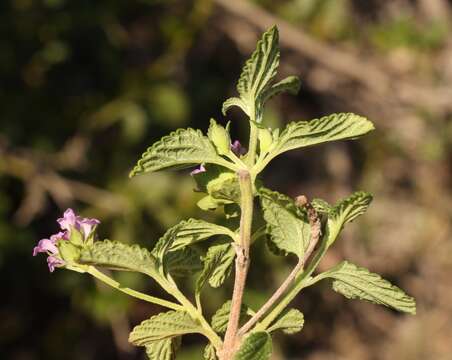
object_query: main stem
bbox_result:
[220,170,254,359]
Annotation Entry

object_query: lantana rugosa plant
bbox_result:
[34,26,416,360]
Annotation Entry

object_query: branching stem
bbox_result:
[87,266,183,311]
[238,198,321,335]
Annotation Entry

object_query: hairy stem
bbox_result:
[165,278,223,350]
[89,266,222,349]
[247,121,259,167]
[221,170,254,359]
[240,198,321,334]
[256,214,340,332]
[87,266,184,311]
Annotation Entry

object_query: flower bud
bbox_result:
[208,118,231,155]
[58,241,80,263]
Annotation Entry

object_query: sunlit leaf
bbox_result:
[152,219,235,257]
[267,308,304,334]
[79,240,158,277]
[130,128,229,177]
[129,311,202,346]
[260,75,301,104]
[197,242,236,291]
[266,113,374,164]
[259,188,310,258]
[321,261,416,314]
[326,191,373,247]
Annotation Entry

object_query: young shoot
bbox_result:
[34,26,416,360]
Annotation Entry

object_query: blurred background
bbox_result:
[1,0,451,359]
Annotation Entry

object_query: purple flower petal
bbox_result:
[47,256,65,272]
[190,164,206,176]
[231,140,247,156]
[33,239,59,256]
[50,231,68,242]
[57,208,80,232]
[79,218,100,238]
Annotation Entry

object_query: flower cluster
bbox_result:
[33,209,100,272]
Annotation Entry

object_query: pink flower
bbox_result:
[33,238,59,257]
[79,218,100,239]
[47,256,66,272]
[57,208,79,232]
[231,140,246,156]
[33,231,67,271]
[57,208,99,239]
[190,164,206,176]
[34,208,100,272]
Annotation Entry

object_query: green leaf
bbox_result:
[326,191,373,247]
[322,261,416,314]
[145,337,181,360]
[207,172,241,204]
[129,311,203,346]
[234,332,272,360]
[269,113,374,160]
[192,165,241,209]
[260,75,301,104]
[197,242,236,291]
[330,191,373,225]
[197,195,221,211]
[79,240,158,277]
[259,188,310,258]
[164,246,202,277]
[267,308,304,334]
[223,26,281,122]
[311,198,333,214]
[204,343,218,360]
[211,300,249,334]
[237,26,279,108]
[153,219,235,257]
[130,128,228,177]
[222,97,247,116]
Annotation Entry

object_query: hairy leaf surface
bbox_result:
[153,219,234,257]
[197,242,236,291]
[211,300,249,334]
[267,113,374,162]
[260,188,310,258]
[129,311,202,346]
[322,261,416,314]
[234,332,272,360]
[267,308,304,334]
[164,246,202,277]
[223,26,282,121]
[260,76,300,104]
[326,191,373,247]
[130,128,227,177]
[145,337,181,360]
[79,240,158,277]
